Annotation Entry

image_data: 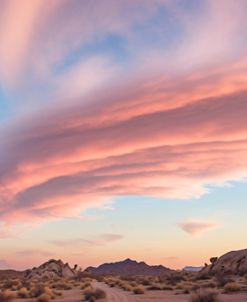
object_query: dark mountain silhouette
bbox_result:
[85,258,171,276]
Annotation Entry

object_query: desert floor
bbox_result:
[8,280,247,302]
[92,281,247,302]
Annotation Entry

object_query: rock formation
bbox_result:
[25,259,77,279]
[202,249,247,275]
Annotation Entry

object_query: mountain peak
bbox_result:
[85,258,171,276]
[123,258,136,264]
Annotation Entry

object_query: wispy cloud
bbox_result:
[49,233,124,247]
[0,59,247,232]
[179,219,220,236]
[16,249,54,257]
[0,1,247,235]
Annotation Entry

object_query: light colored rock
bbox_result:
[25,259,76,280]
[203,249,247,275]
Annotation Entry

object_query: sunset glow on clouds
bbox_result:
[0,0,247,269]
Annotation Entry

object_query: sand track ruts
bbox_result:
[92,281,144,302]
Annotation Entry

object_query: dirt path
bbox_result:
[92,281,247,302]
[92,281,145,302]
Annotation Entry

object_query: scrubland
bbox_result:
[1,271,247,302]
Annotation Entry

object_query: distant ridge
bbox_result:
[85,258,171,276]
[0,269,24,280]
[182,266,203,272]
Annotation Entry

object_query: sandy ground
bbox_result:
[14,288,83,302]
[92,281,247,302]
[11,282,247,302]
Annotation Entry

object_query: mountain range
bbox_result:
[85,258,171,276]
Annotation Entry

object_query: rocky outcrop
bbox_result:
[25,259,77,280]
[85,258,171,276]
[202,249,247,275]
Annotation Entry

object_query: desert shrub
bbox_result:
[21,280,32,290]
[118,281,132,291]
[223,282,241,293]
[132,286,145,294]
[84,288,106,300]
[120,276,135,282]
[183,288,190,294]
[52,281,72,290]
[30,285,55,299]
[2,280,21,290]
[18,287,30,298]
[81,282,92,290]
[190,289,218,302]
[0,290,16,302]
[140,279,151,286]
[37,293,51,302]
[94,289,106,299]
[30,285,46,298]
[201,282,216,289]
[215,273,232,287]
[166,273,185,285]
[190,284,200,291]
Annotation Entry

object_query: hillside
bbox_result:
[85,258,171,276]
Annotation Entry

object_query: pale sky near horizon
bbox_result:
[0,0,247,270]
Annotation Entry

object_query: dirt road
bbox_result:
[92,281,247,302]
[92,281,190,302]
[92,281,145,302]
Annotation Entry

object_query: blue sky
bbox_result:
[0,0,247,269]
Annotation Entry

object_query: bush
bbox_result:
[224,282,241,293]
[0,290,16,302]
[84,288,106,300]
[30,285,55,299]
[81,282,91,290]
[166,273,185,285]
[37,293,51,302]
[190,289,218,302]
[215,273,232,287]
[132,286,145,294]
[51,281,72,290]
[18,287,30,298]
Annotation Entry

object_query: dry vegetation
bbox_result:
[83,288,106,301]
[0,270,247,302]
[0,275,95,302]
[190,289,219,302]
[101,269,247,301]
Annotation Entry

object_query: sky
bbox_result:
[0,0,247,270]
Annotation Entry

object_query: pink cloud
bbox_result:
[49,234,124,247]
[16,249,54,257]
[179,219,220,236]
[0,0,167,88]
[0,42,247,234]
